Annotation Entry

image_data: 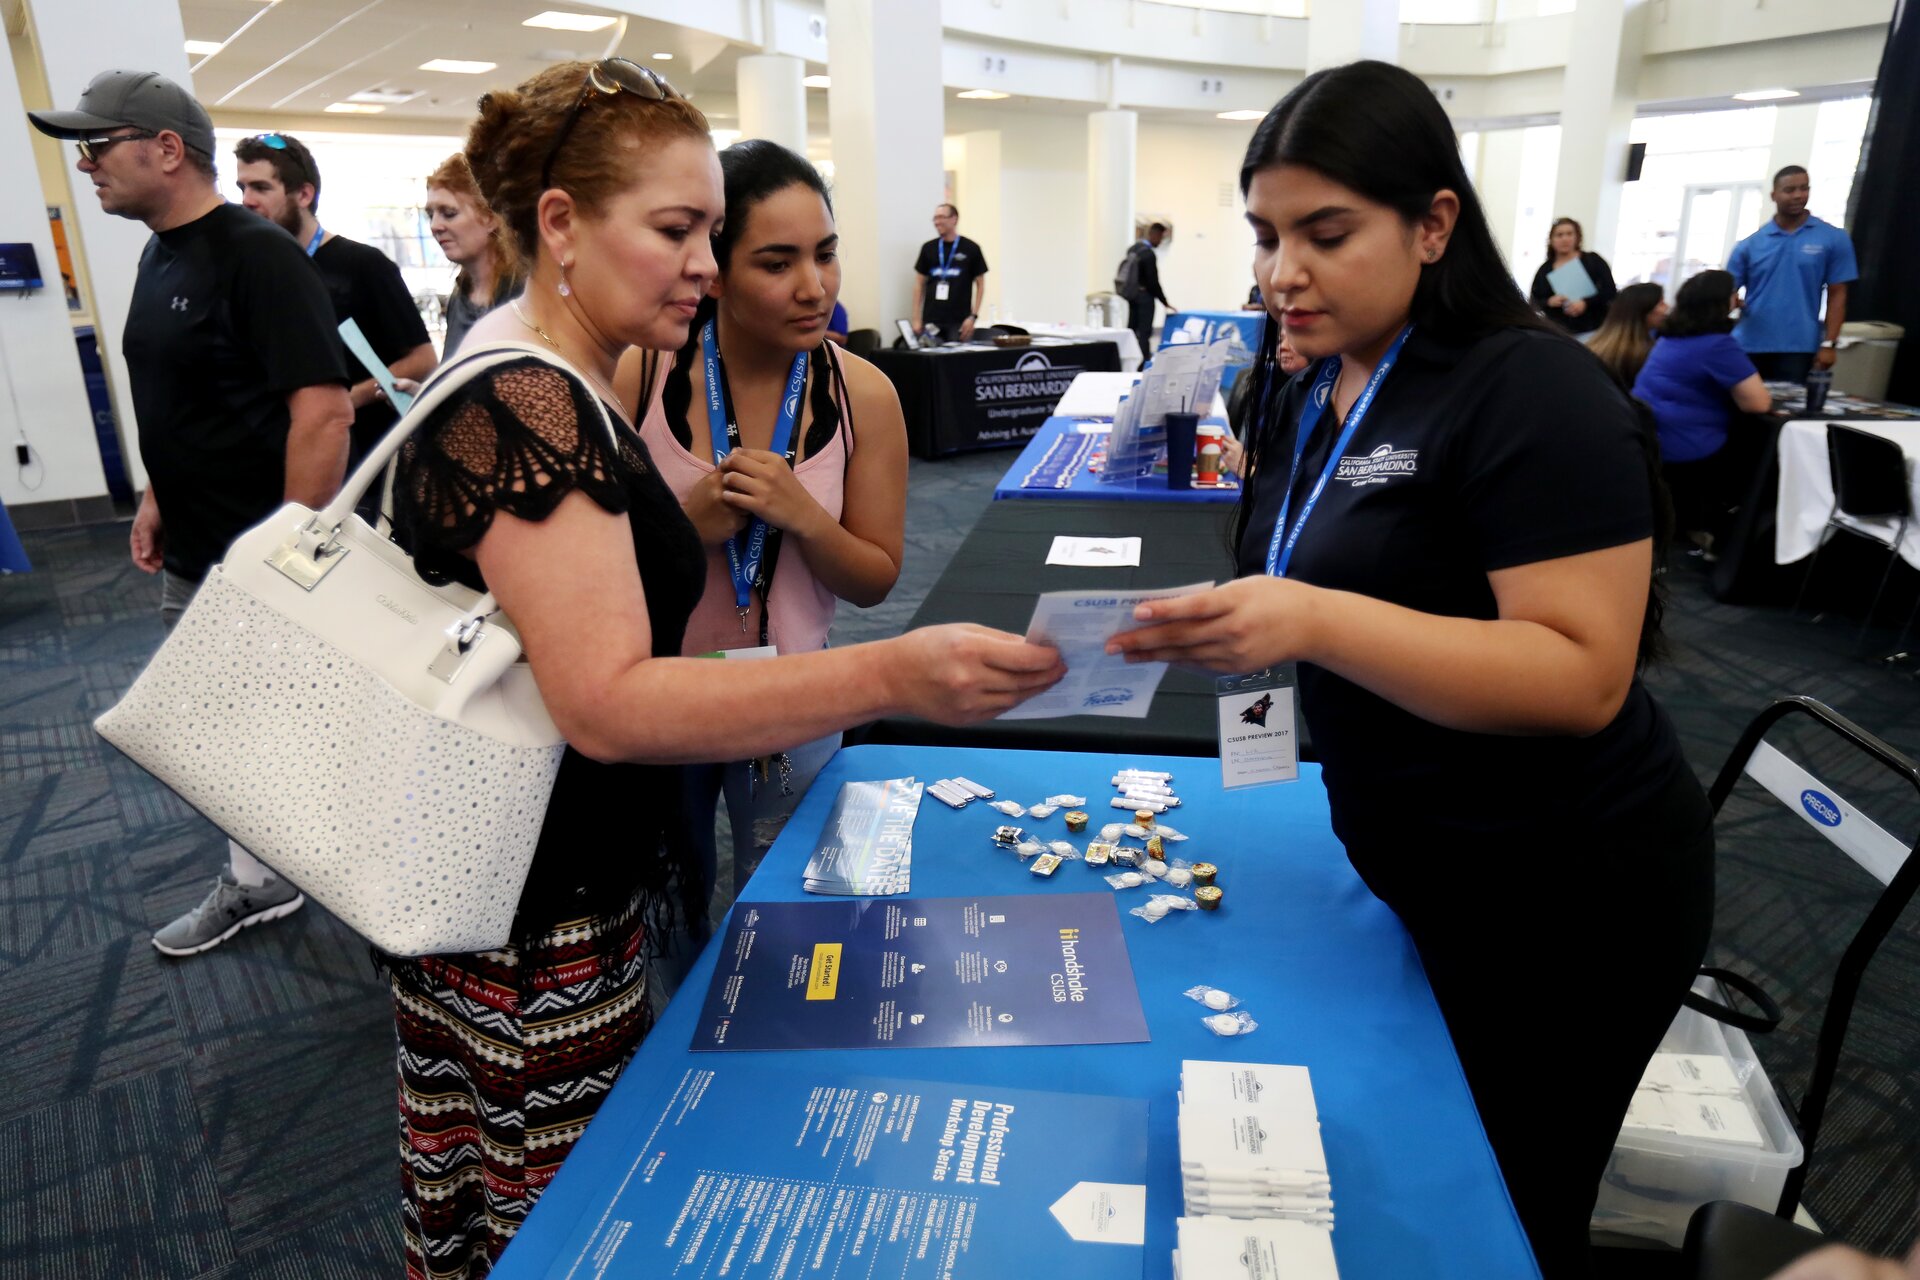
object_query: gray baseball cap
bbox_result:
[28,69,215,157]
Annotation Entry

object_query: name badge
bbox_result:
[1215,667,1298,789]
[934,281,951,301]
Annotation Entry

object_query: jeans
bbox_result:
[1748,351,1815,384]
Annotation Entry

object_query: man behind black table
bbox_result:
[30,70,354,956]
[235,131,436,465]
[913,203,987,341]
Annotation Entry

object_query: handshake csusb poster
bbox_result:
[692,893,1149,1051]
[533,1064,1150,1279]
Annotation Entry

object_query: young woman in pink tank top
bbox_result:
[621,140,908,927]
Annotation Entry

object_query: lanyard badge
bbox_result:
[701,319,809,629]
[304,224,325,257]
[1263,324,1412,579]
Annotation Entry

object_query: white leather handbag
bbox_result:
[96,341,609,957]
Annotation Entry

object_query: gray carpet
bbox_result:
[1,453,1917,1274]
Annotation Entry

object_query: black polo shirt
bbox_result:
[312,234,431,465]
[124,203,348,582]
[914,235,987,333]
[1234,324,1689,871]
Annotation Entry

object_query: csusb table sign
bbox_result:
[972,350,1088,445]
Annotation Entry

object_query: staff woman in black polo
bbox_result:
[1111,61,1712,1278]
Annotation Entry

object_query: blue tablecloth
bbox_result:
[494,744,1538,1280]
[0,497,30,574]
[993,416,1241,504]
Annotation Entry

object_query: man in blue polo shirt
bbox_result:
[1726,165,1858,384]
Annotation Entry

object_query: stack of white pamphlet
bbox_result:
[1177,1060,1337,1233]
[1620,1052,1765,1148]
[1173,1215,1339,1280]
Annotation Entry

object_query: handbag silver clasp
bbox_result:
[427,614,487,684]
[266,517,347,591]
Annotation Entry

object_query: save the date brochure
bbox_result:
[536,1063,1150,1279]
[692,893,1149,1052]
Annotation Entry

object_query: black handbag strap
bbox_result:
[1681,966,1783,1035]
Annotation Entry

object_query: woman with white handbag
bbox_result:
[377,63,1064,1279]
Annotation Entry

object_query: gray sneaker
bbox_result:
[151,875,304,956]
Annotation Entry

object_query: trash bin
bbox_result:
[1832,320,1904,402]
[74,325,133,504]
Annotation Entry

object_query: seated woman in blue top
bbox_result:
[1632,269,1772,548]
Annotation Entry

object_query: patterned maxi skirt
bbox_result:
[388,892,654,1280]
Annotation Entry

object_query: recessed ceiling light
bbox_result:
[1732,88,1800,101]
[418,59,497,75]
[349,87,423,105]
[802,75,831,89]
[184,39,224,56]
[956,89,1010,100]
[325,102,386,114]
[653,52,674,61]
[1217,109,1266,121]
[522,10,617,31]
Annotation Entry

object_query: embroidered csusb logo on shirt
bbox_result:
[1335,442,1418,486]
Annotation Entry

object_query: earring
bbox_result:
[1424,248,1437,262]
[557,263,572,298]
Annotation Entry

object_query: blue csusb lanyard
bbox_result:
[936,236,957,278]
[701,319,809,629]
[1264,324,1413,579]
[304,224,324,257]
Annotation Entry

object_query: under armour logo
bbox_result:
[170,297,189,312]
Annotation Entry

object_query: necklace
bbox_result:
[512,300,628,416]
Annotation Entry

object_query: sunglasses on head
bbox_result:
[76,129,155,164]
[245,132,313,185]
[540,58,677,192]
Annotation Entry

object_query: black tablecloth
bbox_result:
[857,498,1307,759]
[871,339,1122,459]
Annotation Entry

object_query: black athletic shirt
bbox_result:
[123,203,348,582]
[1234,325,1690,871]
[311,234,431,464]
[914,235,988,333]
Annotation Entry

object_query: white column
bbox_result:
[1305,0,1397,73]
[26,0,194,492]
[736,54,808,158]
[953,130,1003,321]
[1766,101,1821,190]
[1476,129,1527,280]
[0,26,107,508]
[1087,110,1137,301]
[825,0,944,334]
[1551,0,1647,263]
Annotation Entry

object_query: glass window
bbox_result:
[1808,96,1871,226]
[1401,0,1490,22]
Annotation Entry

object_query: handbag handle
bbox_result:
[277,339,622,626]
[1681,966,1783,1036]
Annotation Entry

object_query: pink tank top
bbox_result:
[640,351,848,658]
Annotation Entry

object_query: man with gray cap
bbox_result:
[31,70,353,955]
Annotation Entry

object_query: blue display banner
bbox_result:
[693,893,1150,1052]
[536,1063,1150,1280]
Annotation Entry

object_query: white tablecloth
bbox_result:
[1006,322,1143,372]
[1774,417,1920,569]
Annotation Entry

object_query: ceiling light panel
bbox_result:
[523,10,617,31]
[419,59,498,75]
[956,89,1010,100]
[325,103,386,114]
[1217,110,1266,121]
[1732,88,1799,101]
[184,40,225,56]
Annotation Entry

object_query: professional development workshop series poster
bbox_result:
[540,1065,1150,1280]
[693,893,1149,1052]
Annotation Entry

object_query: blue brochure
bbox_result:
[538,1065,1149,1279]
[693,893,1149,1051]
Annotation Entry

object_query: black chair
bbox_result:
[1678,697,1920,1278]
[845,328,881,358]
[1790,425,1913,646]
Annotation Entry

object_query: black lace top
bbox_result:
[392,356,707,943]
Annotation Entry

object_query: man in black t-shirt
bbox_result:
[235,132,436,465]
[31,70,354,956]
[1116,222,1176,355]
[912,203,988,341]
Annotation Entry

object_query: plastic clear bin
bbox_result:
[1590,977,1804,1247]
